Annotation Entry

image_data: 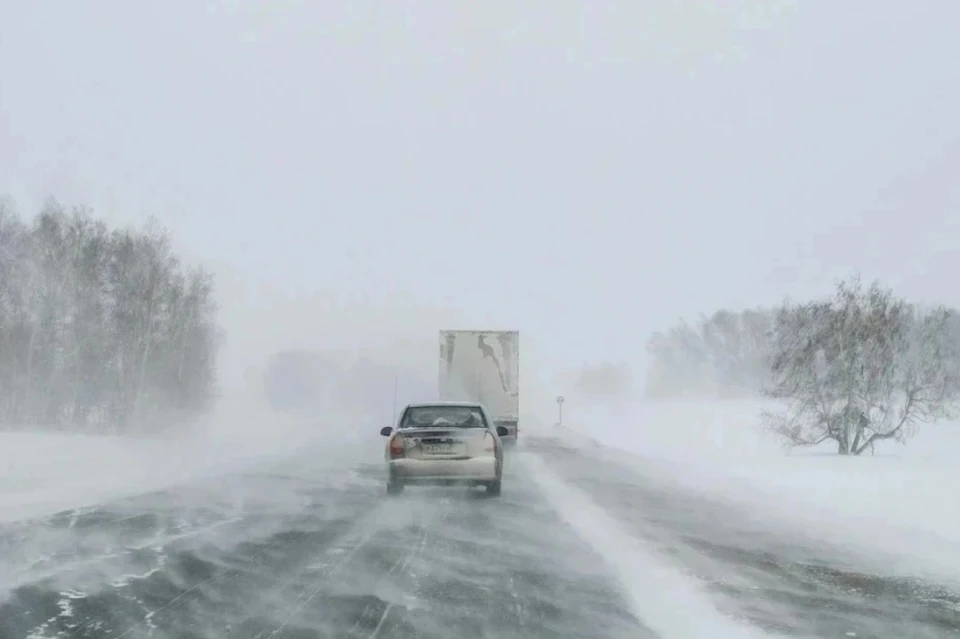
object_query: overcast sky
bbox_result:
[2,1,959,376]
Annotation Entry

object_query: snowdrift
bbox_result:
[554,397,960,585]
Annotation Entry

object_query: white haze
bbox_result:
[3,3,960,636]
[3,1,960,376]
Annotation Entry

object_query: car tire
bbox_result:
[386,481,404,495]
[485,479,502,497]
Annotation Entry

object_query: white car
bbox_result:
[380,401,510,496]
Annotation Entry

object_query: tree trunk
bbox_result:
[850,426,862,455]
[177,302,197,386]
[134,315,155,430]
[23,324,38,421]
[837,420,850,454]
[133,269,161,432]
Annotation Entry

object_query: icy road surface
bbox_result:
[0,436,957,639]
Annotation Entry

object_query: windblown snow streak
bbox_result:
[0,436,957,638]
[0,446,646,639]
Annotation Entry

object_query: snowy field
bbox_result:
[0,394,375,525]
[558,398,960,586]
[0,430,311,525]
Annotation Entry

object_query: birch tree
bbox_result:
[0,197,221,434]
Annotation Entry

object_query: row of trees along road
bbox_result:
[0,198,221,434]
[645,275,960,455]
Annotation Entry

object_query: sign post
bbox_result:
[556,395,565,426]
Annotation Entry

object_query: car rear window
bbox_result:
[400,405,488,429]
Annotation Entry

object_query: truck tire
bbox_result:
[387,480,404,495]
[485,479,502,497]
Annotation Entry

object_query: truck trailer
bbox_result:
[438,330,520,442]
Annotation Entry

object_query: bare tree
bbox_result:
[763,276,959,455]
[0,197,221,434]
[645,308,775,398]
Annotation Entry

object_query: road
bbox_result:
[0,435,957,638]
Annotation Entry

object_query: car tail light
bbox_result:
[389,434,405,458]
[483,431,496,454]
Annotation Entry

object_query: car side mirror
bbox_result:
[380,426,393,436]
[496,426,509,437]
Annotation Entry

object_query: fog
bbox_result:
[3,0,959,498]
[4,1,960,386]
[3,3,960,636]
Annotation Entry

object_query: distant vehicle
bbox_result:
[438,330,520,445]
[380,401,510,496]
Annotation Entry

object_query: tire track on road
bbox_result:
[359,462,653,639]
[1,462,389,639]
[359,495,454,639]
[526,435,960,639]
[520,449,764,639]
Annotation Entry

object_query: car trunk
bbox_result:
[395,427,488,460]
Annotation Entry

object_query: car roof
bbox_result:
[404,400,483,409]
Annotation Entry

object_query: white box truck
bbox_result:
[438,330,520,443]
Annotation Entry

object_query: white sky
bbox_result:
[2,1,959,376]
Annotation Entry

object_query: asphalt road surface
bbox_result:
[0,435,957,639]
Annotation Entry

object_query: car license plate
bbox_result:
[423,443,455,455]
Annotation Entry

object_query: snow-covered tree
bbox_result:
[763,276,960,455]
[645,310,774,398]
[0,197,221,434]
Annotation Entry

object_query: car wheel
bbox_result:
[485,479,502,497]
[387,481,404,495]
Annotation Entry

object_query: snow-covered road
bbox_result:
[0,435,957,638]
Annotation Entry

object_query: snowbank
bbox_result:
[0,431,210,523]
[0,387,381,523]
[0,428,378,525]
[523,452,773,639]
[559,398,960,585]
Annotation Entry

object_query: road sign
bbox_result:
[556,396,564,405]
